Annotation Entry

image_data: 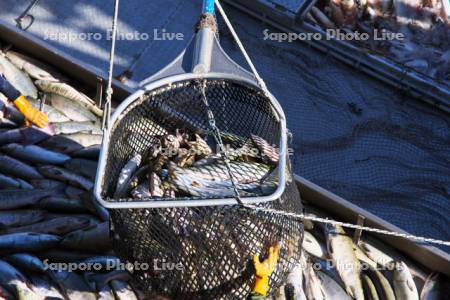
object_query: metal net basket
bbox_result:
[99,77,304,299]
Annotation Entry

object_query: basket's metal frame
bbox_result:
[95,0,288,209]
[94,72,288,209]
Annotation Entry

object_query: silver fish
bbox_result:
[86,270,131,290]
[98,284,116,300]
[71,144,100,160]
[0,210,47,229]
[6,51,65,82]
[0,172,22,189]
[361,273,379,300]
[110,280,138,300]
[303,231,327,259]
[0,154,43,180]
[114,154,142,197]
[2,143,70,165]
[420,273,440,300]
[31,179,67,190]
[0,127,50,146]
[365,267,395,300]
[354,245,378,270]
[393,261,419,300]
[16,178,34,189]
[150,172,163,197]
[162,134,180,157]
[169,160,271,197]
[251,134,279,164]
[4,253,46,273]
[327,225,364,300]
[29,274,65,300]
[131,181,151,199]
[35,80,102,117]
[65,186,86,200]
[3,103,25,125]
[37,249,99,263]
[302,254,327,300]
[0,189,57,210]
[0,54,38,98]
[61,222,111,251]
[52,121,101,135]
[0,232,61,254]
[358,239,394,269]
[50,270,97,300]
[310,6,337,29]
[275,284,287,300]
[286,263,307,300]
[63,158,98,181]
[0,117,17,128]
[2,216,90,235]
[318,271,352,300]
[48,93,98,122]
[188,134,213,156]
[0,260,39,300]
[27,98,70,123]
[80,256,121,270]
[39,134,84,153]
[59,133,102,148]
[38,165,94,190]
[38,196,87,213]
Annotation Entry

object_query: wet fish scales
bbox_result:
[0,154,43,180]
[0,127,50,146]
[0,210,47,229]
[37,196,87,213]
[38,165,94,190]
[3,253,46,273]
[63,158,98,181]
[1,143,70,165]
[61,222,111,251]
[0,232,61,254]
[0,189,57,209]
[1,216,91,235]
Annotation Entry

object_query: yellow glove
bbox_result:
[252,243,280,296]
[13,96,48,128]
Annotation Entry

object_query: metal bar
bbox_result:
[353,214,365,244]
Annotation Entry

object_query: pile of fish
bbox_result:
[272,205,445,300]
[0,46,143,299]
[115,130,281,200]
[307,0,450,84]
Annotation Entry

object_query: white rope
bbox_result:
[214,0,450,249]
[102,0,120,130]
[214,0,269,93]
[243,204,450,247]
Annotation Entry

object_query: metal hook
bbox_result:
[15,0,41,31]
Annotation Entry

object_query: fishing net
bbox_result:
[99,78,304,298]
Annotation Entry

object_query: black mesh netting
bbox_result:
[100,78,304,299]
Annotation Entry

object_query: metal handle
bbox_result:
[203,0,215,14]
[192,0,217,73]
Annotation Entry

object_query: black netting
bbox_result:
[100,78,304,298]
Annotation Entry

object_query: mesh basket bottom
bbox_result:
[110,180,303,300]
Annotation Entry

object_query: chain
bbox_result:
[242,204,450,247]
[199,80,243,204]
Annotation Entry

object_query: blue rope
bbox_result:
[202,0,215,14]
